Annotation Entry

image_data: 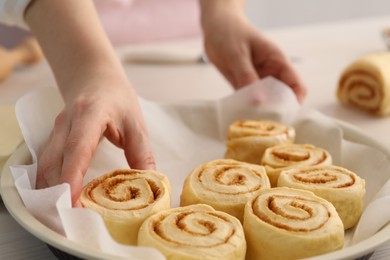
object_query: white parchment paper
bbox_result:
[11,77,390,258]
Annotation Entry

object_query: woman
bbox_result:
[0,0,306,205]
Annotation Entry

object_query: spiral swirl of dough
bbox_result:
[138,204,246,260]
[227,119,295,139]
[261,144,332,186]
[278,165,366,229]
[225,119,295,164]
[339,70,383,112]
[180,159,270,222]
[337,52,390,116]
[252,190,332,232]
[279,165,359,188]
[80,169,171,245]
[244,187,344,260]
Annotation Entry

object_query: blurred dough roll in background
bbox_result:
[278,165,366,230]
[224,119,295,165]
[337,52,390,116]
[180,159,270,222]
[138,204,246,260]
[243,187,344,260]
[79,169,171,245]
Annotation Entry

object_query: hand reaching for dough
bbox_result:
[36,77,155,205]
[25,0,155,205]
[200,0,307,103]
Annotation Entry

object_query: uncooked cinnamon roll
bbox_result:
[244,187,344,260]
[180,159,270,222]
[79,169,171,245]
[337,52,390,116]
[278,165,365,229]
[137,204,246,260]
[261,144,332,187]
[224,119,295,165]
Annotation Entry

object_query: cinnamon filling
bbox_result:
[152,211,235,247]
[293,168,355,188]
[86,170,163,210]
[197,164,264,194]
[215,167,247,185]
[294,172,337,184]
[270,148,328,166]
[339,70,383,112]
[253,195,330,232]
[231,120,290,138]
[272,149,310,162]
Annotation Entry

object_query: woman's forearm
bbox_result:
[24,0,127,102]
[198,0,244,12]
[198,0,246,36]
[199,0,244,20]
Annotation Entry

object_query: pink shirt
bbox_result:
[93,0,201,46]
[0,0,201,46]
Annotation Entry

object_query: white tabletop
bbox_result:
[1,15,390,259]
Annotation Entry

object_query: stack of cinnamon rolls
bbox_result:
[79,119,366,260]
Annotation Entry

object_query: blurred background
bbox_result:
[2,0,390,48]
[0,24,30,48]
[244,0,390,29]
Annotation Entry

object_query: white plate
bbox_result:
[1,120,390,260]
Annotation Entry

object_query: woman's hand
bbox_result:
[200,0,307,103]
[36,77,155,205]
[25,0,155,205]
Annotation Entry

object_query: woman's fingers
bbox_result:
[36,107,103,205]
[60,111,104,204]
[123,129,156,171]
[203,10,307,103]
[36,111,70,189]
[226,48,259,89]
[277,63,308,103]
[36,88,157,206]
